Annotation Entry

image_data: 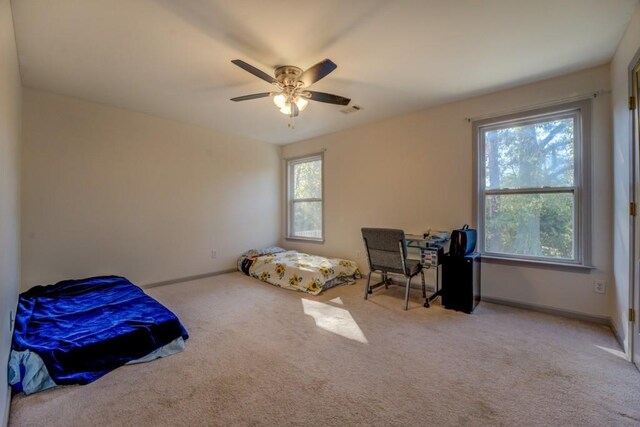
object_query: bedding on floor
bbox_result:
[238,247,361,295]
[8,275,189,395]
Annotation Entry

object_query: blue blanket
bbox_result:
[11,276,188,391]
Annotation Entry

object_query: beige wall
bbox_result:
[611,2,640,353]
[0,0,21,423]
[282,65,612,319]
[21,88,280,290]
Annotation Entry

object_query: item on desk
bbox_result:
[421,248,440,267]
[450,224,477,257]
[431,230,450,240]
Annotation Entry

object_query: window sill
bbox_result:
[481,254,596,271]
[285,236,325,244]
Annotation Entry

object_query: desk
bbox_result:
[405,235,447,306]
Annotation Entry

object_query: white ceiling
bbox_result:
[11,0,639,144]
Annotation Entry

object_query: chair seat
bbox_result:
[406,260,422,277]
[372,260,421,277]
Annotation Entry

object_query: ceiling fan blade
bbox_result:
[230,92,273,102]
[299,59,337,87]
[231,59,277,84]
[306,91,351,106]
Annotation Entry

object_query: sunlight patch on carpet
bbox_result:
[594,345,626,359]
[302,299,368,343]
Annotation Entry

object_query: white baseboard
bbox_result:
[366,275,617,335]
[143,268,237,289]
[482,296,611,325]
[608,318,630,360]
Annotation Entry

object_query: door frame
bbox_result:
[630,51,640,368]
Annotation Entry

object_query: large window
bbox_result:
[287,153,324,241]
[474,100,591,266]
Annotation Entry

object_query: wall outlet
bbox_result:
[594,280,606,294]
[211,250,217,259]
[355,250,363,259]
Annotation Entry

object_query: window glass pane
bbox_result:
[484,193,574,259]
[484,117,574,190]
[292,201,322,238]
[293,159,322,199]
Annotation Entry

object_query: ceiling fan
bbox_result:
[230,58,350,122]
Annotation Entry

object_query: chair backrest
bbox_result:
[361,228,408,275]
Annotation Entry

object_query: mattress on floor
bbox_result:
[9,337,186,395]
[238,248,361,295]
[9,275,189,395]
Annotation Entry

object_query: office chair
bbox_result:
[361,228,427,310]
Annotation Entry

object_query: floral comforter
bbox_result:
[241,250,361,295]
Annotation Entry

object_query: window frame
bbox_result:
[286,152,325,243]
[472,99,592,268]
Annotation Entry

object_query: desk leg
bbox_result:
[424,264,442,308]
[423,268,429,308]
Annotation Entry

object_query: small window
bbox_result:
[474,100,591,266]
[287,153,324,242]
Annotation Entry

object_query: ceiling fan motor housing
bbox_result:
[275,66,304,87]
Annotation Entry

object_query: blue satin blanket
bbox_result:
[10,276,188,392]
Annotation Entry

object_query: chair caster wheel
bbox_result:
[424,302,430,308]
[368,290,373,294]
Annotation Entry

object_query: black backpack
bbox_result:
[449,224,477,257]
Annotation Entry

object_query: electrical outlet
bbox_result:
[355,250,362,259]
[211,250,217,259]
[594,280,606,294]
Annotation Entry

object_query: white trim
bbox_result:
[481,254,595,270]
[629,49,640,366]
[485,187,575,195]
[285,153,325,242]
[473,99,592,267]
[482,296,611,325]
[142,268,237,289]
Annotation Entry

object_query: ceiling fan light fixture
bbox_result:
[273,93,287,109]
[274,94,308,115]
[294,96,308,111]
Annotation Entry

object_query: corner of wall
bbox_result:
[610,316,628,358]
[610,1,640,356]
[1,0,22,423]
[1,387,10,427]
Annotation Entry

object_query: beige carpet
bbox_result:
[9,272,640,426]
